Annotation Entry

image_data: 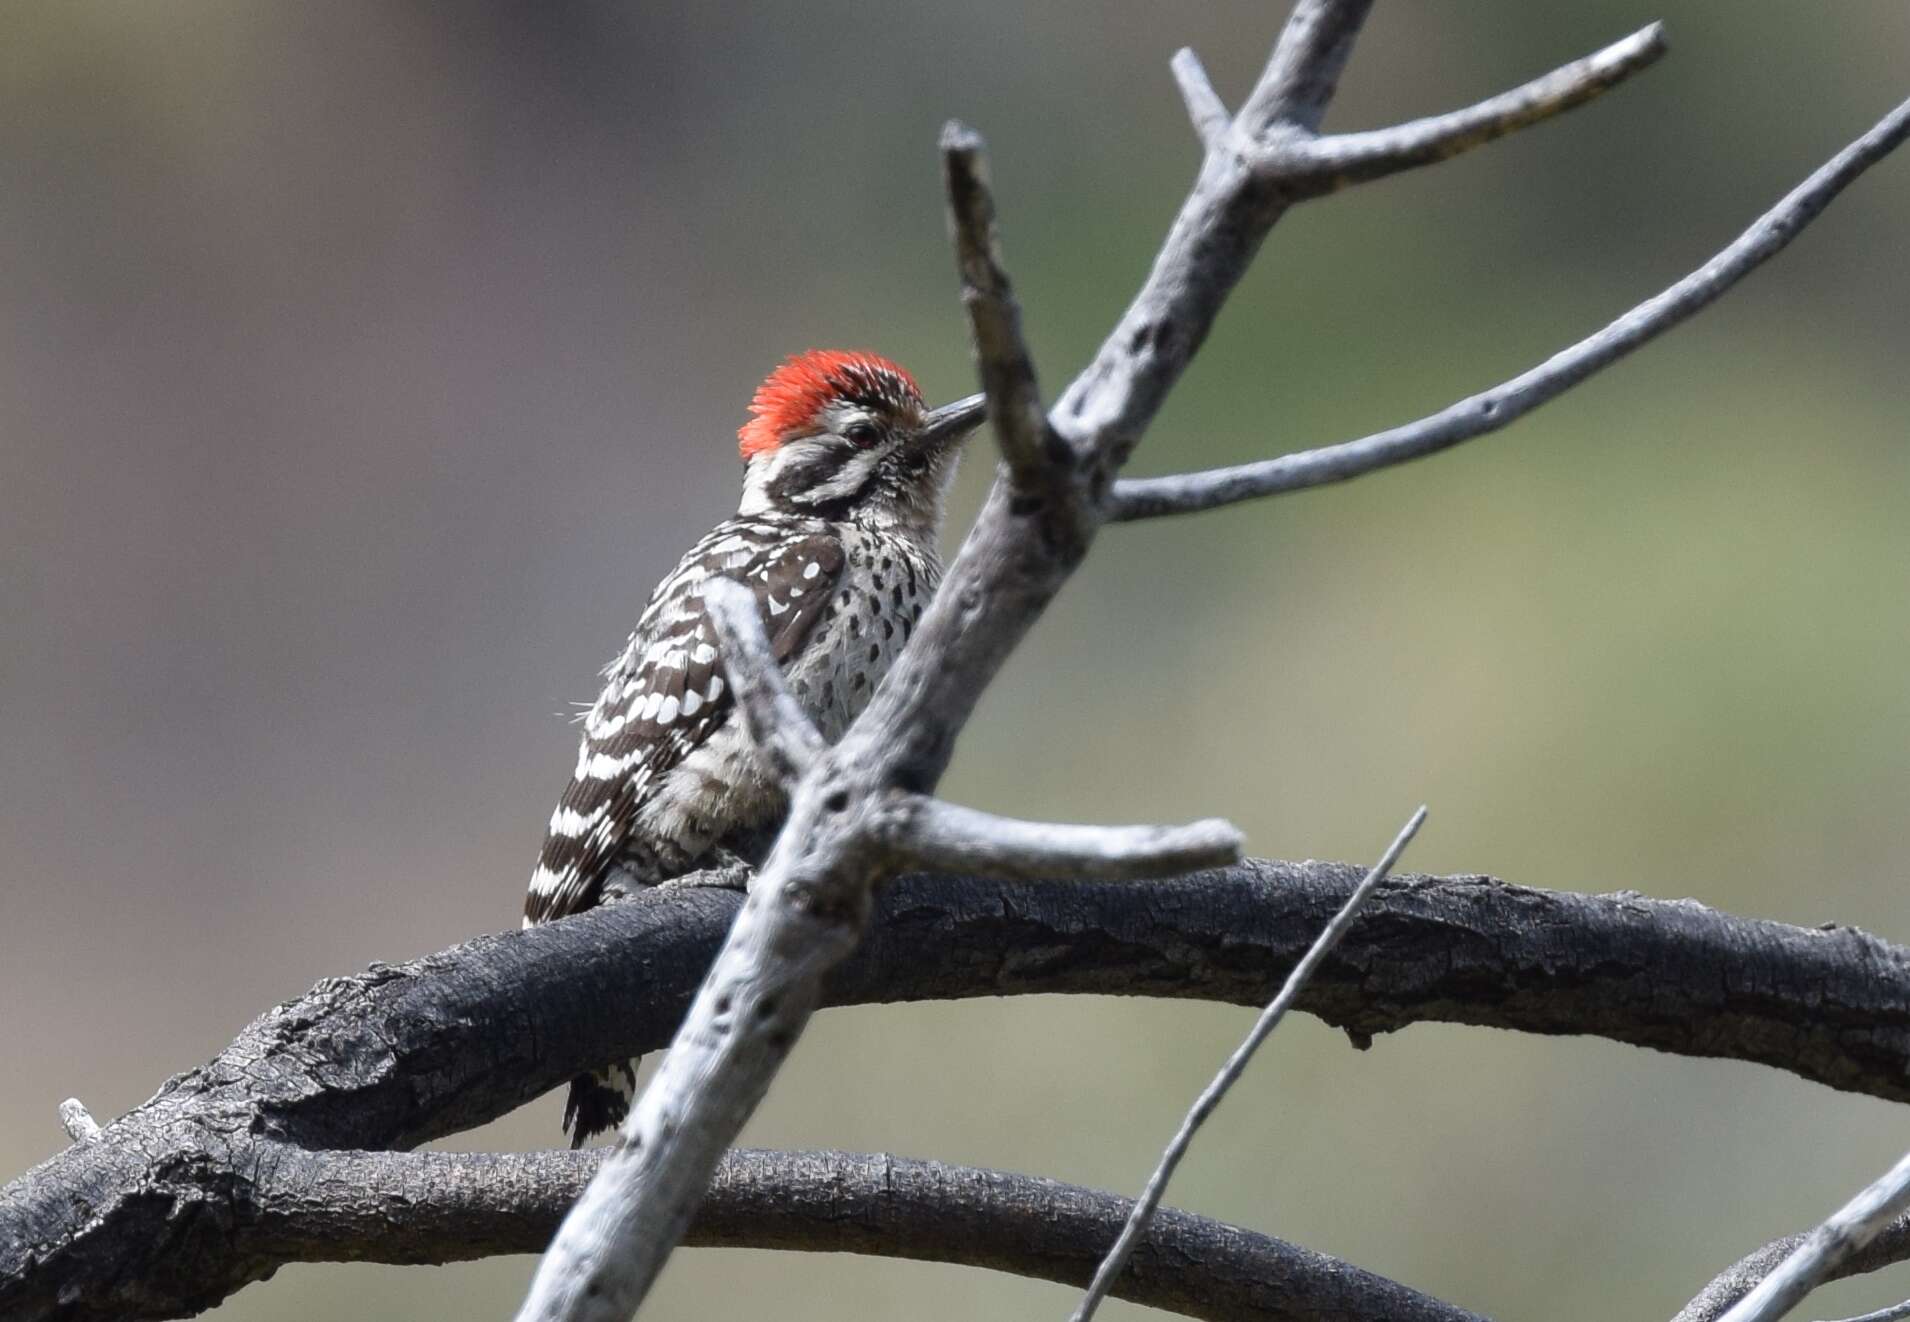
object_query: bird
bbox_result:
[523,349,985,1145]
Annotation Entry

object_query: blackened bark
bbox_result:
[6,861,1909,1319]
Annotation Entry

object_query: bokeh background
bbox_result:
[4,3,1908,1318]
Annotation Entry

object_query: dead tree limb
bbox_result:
[1109,90,1910,520]
[1074,807,1427,1322]
[5,4,1905,1318]
[238,1147,1486,1322]
[1676,1163,1910,1322]
[511,4,1715,1314]
[13,862,1910,1320]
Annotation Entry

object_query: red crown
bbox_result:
[738,350,921,460]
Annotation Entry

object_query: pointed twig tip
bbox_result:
[940,120,983,155]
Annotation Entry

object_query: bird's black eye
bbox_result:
[843,420,881,448]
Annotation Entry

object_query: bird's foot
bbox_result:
[657,848,755,892]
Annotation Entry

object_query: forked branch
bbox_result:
[1270,24,1666,193]
[1170,50,1229,153]
[511,0,1910,1312]
[1110,93,1910,521]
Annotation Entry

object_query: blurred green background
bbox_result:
[3,3,1908,1319]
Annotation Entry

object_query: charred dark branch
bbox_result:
[10,860,1910,1319]
[245,1146,1485,1322]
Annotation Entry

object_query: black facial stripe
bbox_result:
[767,448,842,505]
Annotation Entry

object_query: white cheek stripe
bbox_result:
[800,447,886,504]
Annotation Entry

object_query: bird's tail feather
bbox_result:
[563,1058,638,1148]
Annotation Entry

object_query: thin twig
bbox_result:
[894,795,1242,881]
[1272,24,1665,194]
[1109,93,1910,522]
[1712,1151,1910,1322]
[1070,805,1428,1322]
[941,121,1051,484]
[1171,49,1230,153]
[702,577,824,779]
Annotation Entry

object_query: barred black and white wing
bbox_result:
[524,520,844,926]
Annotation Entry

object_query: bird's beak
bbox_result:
[918,393,987,451]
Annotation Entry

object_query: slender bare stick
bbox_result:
[1109,94,1910,522]
[894,795,1242,881]
[1171,50,1229,153]
[1070,805,1428,1322]
[941,122,1051,484]
[1710,1151,1910,1322]
[703,577,824,779]
[1273,24,1665,193]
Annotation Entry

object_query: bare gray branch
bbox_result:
[894,795,1242,882]
[703,577,824,779]
[1703,1151,1910,1322]
[1272,24,1665,194]
[1109,93,1910,521]
[1238,0,1374,135]
[517,9,1428,1309]
[1171,49,1229,153]
[940,121,1051,484]
[1676,1212,1910,1322]
[1072,805,1427,1322]
[512,768,875,1322]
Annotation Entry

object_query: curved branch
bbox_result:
[1271,24,1665,194]
[1676,1185,1910,1322]
[12,861,1910,1320]
[1109,92,1910,521]
[254,1147,1484,1322]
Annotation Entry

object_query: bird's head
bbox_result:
[736,349,985,532]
